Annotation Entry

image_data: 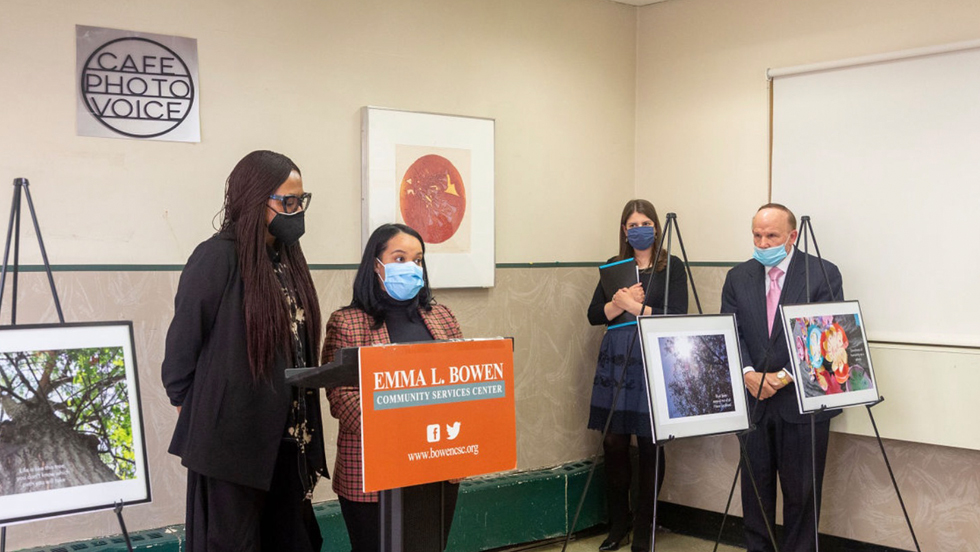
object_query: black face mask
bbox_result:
[268,210,305,246]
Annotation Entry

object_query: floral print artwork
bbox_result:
[790,314,874,398]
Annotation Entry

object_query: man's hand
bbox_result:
[744,371,778,400]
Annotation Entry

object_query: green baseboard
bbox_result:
[17,460,607,552]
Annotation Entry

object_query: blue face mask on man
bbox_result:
[752,243,789,267]
[377,259,425,301]
[626,226,657,251]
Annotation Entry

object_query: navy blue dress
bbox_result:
[586,256,688,437]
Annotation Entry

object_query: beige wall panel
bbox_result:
[664,432,980,551]
[0,265,606,549]
[5,264,980,550]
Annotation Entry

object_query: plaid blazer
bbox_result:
[321,304,462,502]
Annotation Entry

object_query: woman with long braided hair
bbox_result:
[162,150,326,552]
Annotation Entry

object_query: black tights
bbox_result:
[603,433,665,550]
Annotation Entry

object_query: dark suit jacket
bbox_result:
[721,248,844,424]
[161,234,325,491]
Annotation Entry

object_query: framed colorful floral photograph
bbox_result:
[362,107,495,288]
[779,301,879,413]
[637,314,749,441]
[0,322,150,525]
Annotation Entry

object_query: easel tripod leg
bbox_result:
[866,400,921,552]
[735,432,780,552]
[810,413,821,552]
[712,462,740,552]
[22,183,64,322]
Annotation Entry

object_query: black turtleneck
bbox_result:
[380,294,434,344]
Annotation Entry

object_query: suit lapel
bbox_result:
[780,250,809,307]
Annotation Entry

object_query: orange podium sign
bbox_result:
[358,338,516,493]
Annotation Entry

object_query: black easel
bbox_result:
[0,177,67,552]
[0,178,133,552]
[114,502,135,552]
[795,216,920,552]
[0,178,65,324]
[563,212,759,552]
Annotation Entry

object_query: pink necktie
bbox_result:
[766,266,783,335]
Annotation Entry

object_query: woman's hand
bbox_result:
[628,283,645,304]
[611,287,635,311]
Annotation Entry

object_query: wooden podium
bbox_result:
[286,338,516,552]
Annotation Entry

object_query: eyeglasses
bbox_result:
[269,192,311,214]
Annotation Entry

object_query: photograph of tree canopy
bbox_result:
[0,346,135,496]
[638,314,749,440]
[659,334,736,419]
[0,322,149,525]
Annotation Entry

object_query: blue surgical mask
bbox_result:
[627,226,656,251]
[753,243,789,267]
[377,259,425,301]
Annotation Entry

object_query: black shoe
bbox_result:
[630,526,650,552]
[598,531,631,551]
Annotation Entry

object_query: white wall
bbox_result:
[0,0,638,267]
[635,0,980,261]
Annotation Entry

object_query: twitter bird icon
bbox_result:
[446,421,461,440]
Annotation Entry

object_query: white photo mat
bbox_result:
[637,314,749,441]
[362,106,495,288]
[780,301,879,413]
[0,322,150,525]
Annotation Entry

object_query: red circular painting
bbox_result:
[399,154,466,244]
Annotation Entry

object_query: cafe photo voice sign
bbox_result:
[76,25,200,142]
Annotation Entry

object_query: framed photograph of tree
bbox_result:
[779,301,879,413]
[362,106,495,288]
[636,314,749,441]
[0,321,150,525]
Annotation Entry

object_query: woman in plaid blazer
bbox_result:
[322,223,462,552]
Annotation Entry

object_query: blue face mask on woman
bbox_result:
[377,259,425,301]
[752,243,789,267]
[626,226,657,251]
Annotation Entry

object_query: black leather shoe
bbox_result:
[598,532,631,551]
[630,527,651,552]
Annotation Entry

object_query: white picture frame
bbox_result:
[0,322,150,525]
[779,300,879,413]
[362,106,495,288]
[637,314,749,441]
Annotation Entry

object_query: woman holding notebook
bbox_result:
[586,199,688,552]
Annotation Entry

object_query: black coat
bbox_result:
[161,233,324,491]
[720,248,844,424]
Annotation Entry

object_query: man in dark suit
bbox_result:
[721,203,843,552]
